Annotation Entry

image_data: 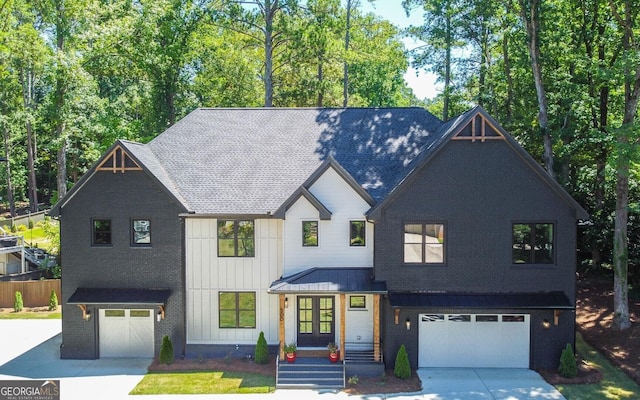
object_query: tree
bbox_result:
[159,335,174,365]
[609,0,640,331]
[254,331,269,364]
[394,344,411,379]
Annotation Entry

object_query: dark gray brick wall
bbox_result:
[59,170,185,359]
[375,139,579,370]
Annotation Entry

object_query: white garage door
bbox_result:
[99,309,154,358]
[419,313,530,368]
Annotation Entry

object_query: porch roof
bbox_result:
[268,267,387,294]
[67,288,171,305]
[388,291,573,309]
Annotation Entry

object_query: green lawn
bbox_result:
[0,310,61,319]
[130,371,275,395]
[556,333,640,399]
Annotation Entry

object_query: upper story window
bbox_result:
[512,223,554,264]
[218,220,255,257]
[404,223,445,264]
[302,220,318,246]
[131,219,151,246]
[350,220,366,246]
[92,219,112,246]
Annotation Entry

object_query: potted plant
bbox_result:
[327,342,339,363]
[284,342,297,363]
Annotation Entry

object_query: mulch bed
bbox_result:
[538,359,603,385]
[575,273,640,385]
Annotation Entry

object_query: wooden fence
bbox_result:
[0,279,61,308]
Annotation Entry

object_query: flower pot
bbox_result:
[329,351,339,363]
[285,353,296,363]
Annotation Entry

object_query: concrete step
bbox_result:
[277,357,344,389]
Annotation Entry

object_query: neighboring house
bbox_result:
[50,107,587,373]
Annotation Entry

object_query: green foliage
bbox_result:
[254,331,270,364]
[14,291,23,312]
[159,335,174,365]
[283,342,297,354]
[48,289,58,311]
[559,343,577,378]
[394,344,411,380]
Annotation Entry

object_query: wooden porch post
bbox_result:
[373,294,381,362]
[279,294,285,360]
[340,293,346,361]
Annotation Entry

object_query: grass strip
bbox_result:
[130,370,276,395]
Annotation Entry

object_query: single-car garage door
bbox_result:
[419,313,530,368]
[99,309,154,358]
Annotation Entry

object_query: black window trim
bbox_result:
[402,221,446,265]
[349,295,367,309]
[302,220,319,247]
[349,220,366,247]
[511,221,556,266]
[217,219,255,257]
[91,218,112,247]
[130,218,152,247]
[218,291,257,329]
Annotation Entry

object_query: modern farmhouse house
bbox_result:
[50,106,587,380]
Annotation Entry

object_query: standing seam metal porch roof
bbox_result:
[269,267,387,293]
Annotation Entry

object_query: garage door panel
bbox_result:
[419,313,529,368]
[100,309,154,358]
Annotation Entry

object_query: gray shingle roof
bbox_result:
[269,267,387,293]
[144,107,444,214]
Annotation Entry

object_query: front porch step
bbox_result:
[277,357,344,389]
[344,349,379,363]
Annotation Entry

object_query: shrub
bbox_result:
[559,343,577,378]
[159,335,174,365]
[48,289,58,311]
[394,344,411,379]
[14,291,23,312]
[254,331,269,364]
[28,219,34,229]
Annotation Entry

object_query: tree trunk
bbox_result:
[2,126,15,218]
[519,0,554,178]
[610,0,640,331]
[54,0,67,199]
[263,0,276,107]
[443,10,451,121]
[502,28,513,123]
[317,58,324,107]
[343,0,352,107]
[19,67,39,213]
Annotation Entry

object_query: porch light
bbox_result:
[157,305,165,321]
[285,297,289,308]
[405,318,411,331]
[542,319,551,329]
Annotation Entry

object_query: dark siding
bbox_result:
[59,170,184,359]
[375,139,578,369]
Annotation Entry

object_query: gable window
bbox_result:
[131,219,151,246]
[512,223,554,264]
[350,220,366,246]
[218,220,255,257]
[219,292,256,328]
[92,219,112,246]
[404,223,445,264]
[302,221,318,246]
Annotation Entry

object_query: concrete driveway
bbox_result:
[0,320,565,400]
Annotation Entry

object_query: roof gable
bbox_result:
[96,144,143,173]
[368,106,588,220]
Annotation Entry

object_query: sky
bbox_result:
[357,0,440,100]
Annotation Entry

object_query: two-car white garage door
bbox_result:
[99,309,154,358]
[418,313,530,368]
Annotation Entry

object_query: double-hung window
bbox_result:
[403,223,445,264]
[350,220,366,246]
[92,219,112,246]
[512,223,554,264]
[302,221,318,246]
[218,220,255,257]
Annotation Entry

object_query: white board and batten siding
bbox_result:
[283,166,374,275]
[186,218,283,345]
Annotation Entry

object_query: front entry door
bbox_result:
[297,296,335,347]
